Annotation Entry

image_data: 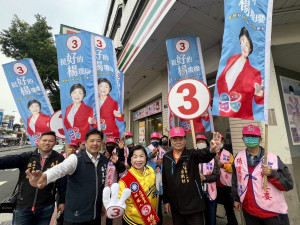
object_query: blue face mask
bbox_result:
[151,141,159,147]
[244,137,260,148]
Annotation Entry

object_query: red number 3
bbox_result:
[180,42,185,51]
[17,67,24,74]
[177,83,199,115]
[96,40,102,48]
[111,208,121,217]
[72,40,78,49]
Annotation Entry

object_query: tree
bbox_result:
[0,14,61,111]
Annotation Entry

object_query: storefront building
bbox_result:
[103,0,300,222]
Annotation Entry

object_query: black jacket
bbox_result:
[162,148,216,214]
[0,148,65,209]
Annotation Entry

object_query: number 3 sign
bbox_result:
[13,62,28,76]
[168,78,211,120]
[66,35,82,51]
[175,39,190,53]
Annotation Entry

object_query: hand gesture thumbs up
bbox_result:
[103,183,131,219]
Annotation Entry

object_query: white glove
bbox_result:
[103,183,131,219]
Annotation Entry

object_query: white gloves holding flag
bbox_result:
[103,183,131,219]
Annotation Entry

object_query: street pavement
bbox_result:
[0,147,235,225]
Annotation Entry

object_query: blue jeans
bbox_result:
[13,204,55,225]
[204,194,217,225]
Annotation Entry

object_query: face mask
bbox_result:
[244,137,260,148]
[196,143,207,149]
[162,141,168,146]
[151,141,159,147]
[126,138,133,146]
[106,146,114,153]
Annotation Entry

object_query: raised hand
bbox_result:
[103,183,131,219]
[210,132,221,153]
[113,107,122,118]
[110,152,118,164]
[88,115,97,124]
[152,147,158,157]
[116,139,124,149]
[26,169,47,189]
[254,82,264,97]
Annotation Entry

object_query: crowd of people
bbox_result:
[0,124,294,225]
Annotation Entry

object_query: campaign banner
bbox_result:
[81,31,125,138]
[2,59,54,146]
[0,110,3,126]
[117,70,124,112]
[56,32,98,144]
[212,0,273,123]
[166,36,213,133]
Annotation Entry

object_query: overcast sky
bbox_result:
[0,0,109,123]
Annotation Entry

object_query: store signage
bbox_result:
[133,99,161,121]
[168,79,210,120]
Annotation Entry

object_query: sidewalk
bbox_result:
[0,145,32,153]
[0,205,239,225]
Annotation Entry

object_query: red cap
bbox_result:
[68,143,77,147]
[196,135,207,141]
[105,137,116,144]
[170,127,185,138]
[219,134,224,140]
[242,125,261,136]
[151,132,160,139]
[124,131,133,137]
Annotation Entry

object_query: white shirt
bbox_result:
[29,116,38,133]
[67,105,79,127]
[45,151,101,185]
[225,57,245,92]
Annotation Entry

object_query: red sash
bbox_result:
[121,170,159,225]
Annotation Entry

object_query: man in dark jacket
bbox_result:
[162,127,222,225]
[0,131,65,225]
[27,129,110,225]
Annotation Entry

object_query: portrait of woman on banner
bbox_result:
[26,99,51,143]
[288,85,300,141]
[217,27,264,120]
[98,78,124,137]
[64,83,96,143]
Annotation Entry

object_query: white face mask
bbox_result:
[196,143,207,149]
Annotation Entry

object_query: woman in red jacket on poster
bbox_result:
[64,83,96,143]
[27,99,51,143]
[98,78,124,137]
[217,27,264,120]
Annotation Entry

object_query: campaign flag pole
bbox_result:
[190,120,197,149]
[264,124,269,191]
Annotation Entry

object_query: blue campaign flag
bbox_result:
[81,31,125,138]
[166,36,214,133]
[2,59,54,146]
[117,70,125,113]
[0,111,3,126]
[212,0,273,123]
[56,32,98,144]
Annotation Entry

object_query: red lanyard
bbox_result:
[40,156,47,169]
